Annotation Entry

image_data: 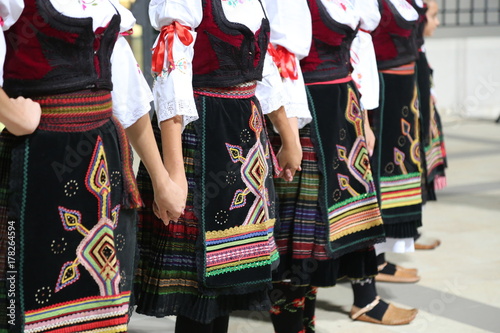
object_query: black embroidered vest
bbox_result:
[409,0,427,51]
[300,0,357,84]
[3,0,119,97]
[371,0,418,70]
[192,0,269,88]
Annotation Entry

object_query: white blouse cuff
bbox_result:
[111,37,153,129]
[282,68,312,129]
[256,53,287,115]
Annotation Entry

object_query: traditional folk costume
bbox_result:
[262,1,387,331]
[134,0,281,327]
[411,0,447,202]
[370,0,423,255]
[0,0,152,331]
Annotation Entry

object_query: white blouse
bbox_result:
[0,0,23,87]
[351,0,380,110]
[0,0,152,129]
[388,0,419,22]
[149,0,285,128]
[259,0,312,129]
[320,0,359,30]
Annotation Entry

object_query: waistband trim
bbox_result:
[194,81,257,99]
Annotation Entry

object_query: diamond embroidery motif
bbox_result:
[55,137,121,296]
[226,102,270,225]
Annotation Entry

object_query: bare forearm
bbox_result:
[160,115,185,176]
[267,106,296,146]
[125,113,169,184]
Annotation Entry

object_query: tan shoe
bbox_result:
[415,238,441,250]
[375,265,420,283]
[377,262,419,279]
[350,297,418,325]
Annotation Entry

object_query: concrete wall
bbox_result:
[425,27,500,120]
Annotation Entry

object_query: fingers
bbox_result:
[279,165,297,182]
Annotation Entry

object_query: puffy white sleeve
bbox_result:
[282,62,311,128]
[261,0,312,128]
[0,0,24,86]
[256,52,287,115]
[149,0,202,128]
[351,32,380,110]
[263,0,312,59]
[110,4,153,129]
[351,0,381,110]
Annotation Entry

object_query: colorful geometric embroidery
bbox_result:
[230,189,247,210]
[338,174,359,197]
[86,136,111,219]
[59,207,85,233]
[328,194,383,242]
[55,136,122,297]
[55,260,81,292]
[394,147,407,174]
[24,292,130,333]
[225,102,270,226]
[205,219,277,277]
[345,87,364,136]
[339,88,375,193]
[380,173,422,209]
[77,217,121,296]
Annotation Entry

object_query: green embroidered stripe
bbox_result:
[206,234,271,251]
[25,294,130,322]
[205,258,273,277]
[379,172,421,182]
[328,193,378,213]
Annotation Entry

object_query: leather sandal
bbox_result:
[350,297,418,325]
[415,238,441,250]
[375,263,420,283]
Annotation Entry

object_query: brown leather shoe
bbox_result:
[415,238,441,250]
[350,297,418,325]
[377,262,419,279]
[375,266,420,283]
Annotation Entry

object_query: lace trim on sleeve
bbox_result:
[285,102,312,129]
[156,98,199,130]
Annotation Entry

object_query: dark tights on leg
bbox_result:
[303,286,317,333]
[175,315,229,333]
[351,278,388,321]
[269,283,317,333]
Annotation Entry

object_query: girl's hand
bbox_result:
[152,173,187,225]
[276,138,302,182]
[5,97,41,136]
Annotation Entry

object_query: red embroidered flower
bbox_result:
[291,297,305,308]
[270,305,282,315]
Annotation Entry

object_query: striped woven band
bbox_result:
[34,90,112,132]
[380,62,416,75]
[194,81,257,99]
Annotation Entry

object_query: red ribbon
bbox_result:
[0,17,4,27]
[152,22,193,74]
[120,28,134,37]
[267,44,298,80]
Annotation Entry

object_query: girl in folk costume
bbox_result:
[133,0,301,332]
[263,0,417,330]
[403,0,446,250]
[370,0,424,280]
[0,0,185,331]
[415,0,447,216]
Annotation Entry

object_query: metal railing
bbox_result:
[438,0,500,26]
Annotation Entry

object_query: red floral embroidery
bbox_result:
[291,297,305,309]
[269,305,282,315]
